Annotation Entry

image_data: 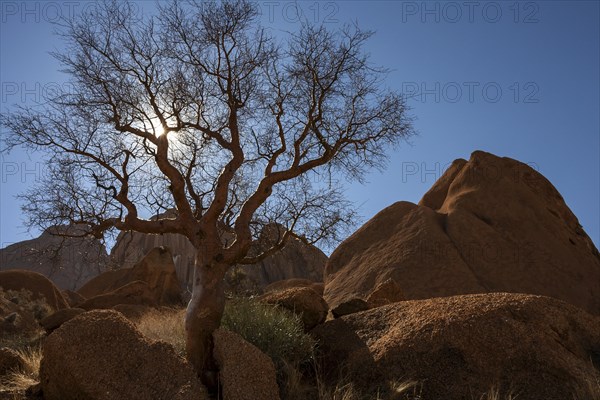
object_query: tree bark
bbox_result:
[185,251,227,391]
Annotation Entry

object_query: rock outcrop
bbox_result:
[213,328,281,400]
[312,293,600,400]
[111,223,326,293]
[0,270,68,311]
[324,151,600,314]
[78,247,182,307]
[40,309,207,400]
[259,287,328,331]
[78,281,155,311]
[0,225,109,290]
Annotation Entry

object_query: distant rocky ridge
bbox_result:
[0,225,110,290]
[111,223,327,293]
[78,246,183,307]
[324,151,600,315]
[1,218,326,294]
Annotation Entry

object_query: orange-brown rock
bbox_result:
[264,279,324,296]
[77,281,155,311]
[40,309,207,400]
[365,278,405,308]
[61,290,86,307]
[324,151,600,314]
[40,308,85,333]
[0,270,68,311]
[213,328,280,400]
[259,287,328,330]
[0,225,109,290]
[312,293,600,400]
[78,247,182,306]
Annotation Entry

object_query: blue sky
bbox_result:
[1,1,599,250]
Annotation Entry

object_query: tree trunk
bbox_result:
[185,251,227,391]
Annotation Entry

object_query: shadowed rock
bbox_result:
[312,293,600,400]
[110,221,327,293]
[78,247,182,307]
[0,225,109,290]
[213,328,280,400]
[40,308,85,333]
[40,309,207,400]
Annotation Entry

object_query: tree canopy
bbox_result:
[2,0,413,263]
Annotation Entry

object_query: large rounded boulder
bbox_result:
[0,270,69,311]
[40,309,207,400]
[312,293,600,400]
[324,151,600,315]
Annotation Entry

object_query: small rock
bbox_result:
[366,278,405,308]
[4,312,18,324]
[40,308,85,333]
[259,287,328,330]
[331,298,370,318]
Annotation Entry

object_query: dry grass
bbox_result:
[578,373,600,400]
[477,387,518,400]
[0,345,42,394]
[315,377,421,400]
[135,307,187,357]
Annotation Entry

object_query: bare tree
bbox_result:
[1,0,413,385]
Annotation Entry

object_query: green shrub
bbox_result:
[222,296,316,367]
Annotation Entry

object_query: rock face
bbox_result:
[0,225,109,290]
[312,293,600,400]
[324,151,600,314]
[111,224,327,293]
[40,309,207,400]
[259,287,328,331]
[235,225,327,292]
[110,229,197,288]
[213,328,280,400]
[0,270,68,311]
[78,247,182,307]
